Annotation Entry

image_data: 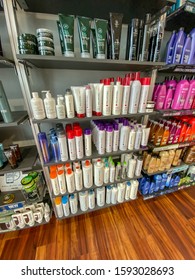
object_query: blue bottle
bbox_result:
[188,28,195,65]
[181,34,192,64]
[165,173,172,188]
[169,175,175,188]
[50,135,60,162]
[153,174,162,192]
[172,27,186,64]
[160,173,168,190]
[165,30,177,64]
[148,181,155,194]
[173,175,180,187]
[141,179,150,195]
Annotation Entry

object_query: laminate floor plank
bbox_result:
[0,187,194,260]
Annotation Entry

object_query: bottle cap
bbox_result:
[123,77,131,85]
[110,77,114,83]
[38,132,47,141]
[85,160,90,166]
[123,119,129,126]
[84,128,92,135]
[58,169,64,175]
[73,123,80,129]
[57,164,64,169]
[106,125,113,132]
[74,127,83,137]
[100,79,104,84]
[99,125,105,131]
[56,123,64,131]
[104,78,110,85]
[113,122,119,130]
[133,72,140,81]
[67,168,72,175]
[50,171,57,179]
[141,77,151,85]
[32,92,39,98]
[67,130,75,139]
[116,77,122,84]
[125,73,131,78]
[50,165,57,172]
[62,195,68,204]
[65,124,72,132]
[55,197,61,205]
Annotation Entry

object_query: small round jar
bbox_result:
[18,33,37,43]
[38,46,55,56]
[38,40,54,48]
[19,48,37,54]
[36,28,53,39]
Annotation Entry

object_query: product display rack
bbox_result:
[52,175,143,198]
[148,141,195,152]
[142,162,189,176]
[157,109,195,117]
[158,64,195,74]
[0,111,28,127]
[4,0,195,221]
[166,0,195,33]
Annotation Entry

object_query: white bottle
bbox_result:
[117,183,126,203]
[134,125,142,150]
[128,80,141,114]
[88,189,95,209]
[119,119,130,151]
[67,130,76,160]
[94,159,104,186]
[57,130,68,161]
[125,181,131,200]
[31,92,46,120]
[112,78,123,115]
[121,78,131,115]
[83,160,93,188]
[106,125,113,153]
[75,127,84,159]
[50,171,60,195]
[104,162,110,184]
[62,195,70,217]
[96,187,105,207]
[138,77,151,113]
[74,167,83,191]
[127,158,136,178]
[55,197,63,218]
[128,127,136,150]
[98,125,106,154]
[65,89,75,118]
[102,79,112,116]
[135,156,143,177]
[111,186,118,204]
[65,169,75,193]
[84,128,92,156]
[112,123,119,152]
[85,85,92,117]
[115,162,121,181]
[56,95,66,119]
[130,180,139,200]
[106,185,112,204]
[57,169,66,194]
[43,91,57,119]
[69,194,78,214]
[79,191,88,212]
[110,162,115,183]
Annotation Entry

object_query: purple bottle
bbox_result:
[181,34,192,64]
[183,76,195,109]
[163,86,174,109]
[165,30,177,64]
[38,132,50,163]
[171,76,190,110]
[172,27,186,64]
[155,83,167,110]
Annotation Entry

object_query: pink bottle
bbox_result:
[167,123,177,144]
[166,76,177,94]
[172,125,181,144]
[152,83,161,103]
[183,76,195,109]
[171,76,190,110]
[155,83,167,110]
[163,86,174,109]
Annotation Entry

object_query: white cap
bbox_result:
[32,92,39,98]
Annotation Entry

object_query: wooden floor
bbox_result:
[0,187,194,260]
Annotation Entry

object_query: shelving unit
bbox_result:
[0,111,28,127]
[166,0,195,33]
[0,55,15,68]
[157,109,195,117]
[142,162,189,176]
[158,64,195,74]
[148,141,195,152]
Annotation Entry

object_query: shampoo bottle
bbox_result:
[112,77,123,115]
[155,83,167,110]
[180,34,192,64]
[172,27,186,64]
[102,79,112,116]
[128,77,141,113]
[94,159,104,187]
[171,76,189,110]
[165,30,177,64]
[30,92,46,120]
[183,76,195,109]
[43,91,57,119]
[188,28,195,65]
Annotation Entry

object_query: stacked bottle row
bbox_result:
[49,154,143,195]
[165,27,195,65]
[38,120,150,163]
[139,166,194,196]
[153,75,195,111]
[148,116,195,147]
[30,72,152,121]
[54,180,139,218]
[143,148,185,174]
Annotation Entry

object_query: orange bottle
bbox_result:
[160,126,170,146]
[183,124,192,142]
[150,121,159,143]
[154,124,164,146]
[178,122,187,143]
